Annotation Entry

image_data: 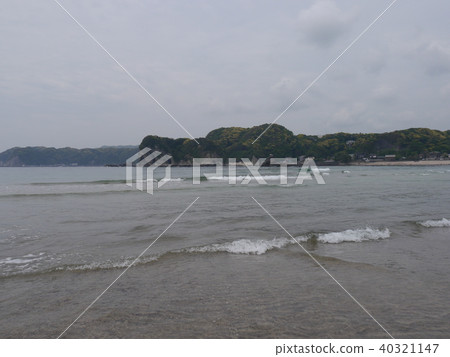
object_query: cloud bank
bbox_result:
[1,0,449,151]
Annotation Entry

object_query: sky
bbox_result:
[1,0,450,151]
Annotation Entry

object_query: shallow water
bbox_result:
[0,165,449,338]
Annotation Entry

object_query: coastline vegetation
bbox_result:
[1,125,449,166]
[140,124,450,164]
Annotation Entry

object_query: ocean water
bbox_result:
[0,165,449,338]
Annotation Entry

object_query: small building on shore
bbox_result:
[384,155,396,161]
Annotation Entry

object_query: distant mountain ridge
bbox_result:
[2,124,450,166]
[0,146,138,167]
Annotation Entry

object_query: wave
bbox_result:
[60,238,293,272]
[182,237,292,255]
[1,228,390,278]
[0,190,135,199]
[0,253,47,276]
[56,255,160,273]
[30,180,126,186]
[0,253,45,265]
[136,178,185,183]
[313,227,390,244]
[158,178,184,183]
[31,178,185,186]
[419,218,450,228]
[206,175,295,181]
[54,230,391,271]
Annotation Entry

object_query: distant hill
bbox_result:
[2,125,449,166]
[0,146,138,167]
[140,124,450,164]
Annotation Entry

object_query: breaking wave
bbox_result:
[137,178,184,183]
[419,218,450,228]
[313,227,390,244]
[206,175,292,181]
[1,228,390,277]
[182,237,292,255]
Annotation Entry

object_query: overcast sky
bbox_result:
[1,0,450,151]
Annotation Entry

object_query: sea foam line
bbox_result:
[419,218,450,228]
[315,227,390,244]
[1,228,390,277]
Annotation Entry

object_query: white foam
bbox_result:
[259,175,290,181]
[183,229,390,255]
[5,228,396,276]
[0,253,45,266]
[318,168,330,172]
[183,238,293,255]
[205,175,236,181]
[317,227,390,244]
[135,178,184,183]
[1,258,35,265]
[158,178,184,183]
[206,175,290,181]
[419,218,450,228]
[52,239,292,272]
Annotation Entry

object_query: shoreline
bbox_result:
[2,160,450,168]
[348,160,450,167]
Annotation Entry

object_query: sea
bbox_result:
[0,165,449,338]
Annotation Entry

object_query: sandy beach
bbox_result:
[350,160,450,166]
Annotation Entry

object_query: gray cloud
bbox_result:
[421,41,450,76]
[371,85,397,104]
[1,0,450,152]
[297,0,354,47]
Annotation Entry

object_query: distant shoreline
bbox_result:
[349,160,450,166]
[2,160,450,168]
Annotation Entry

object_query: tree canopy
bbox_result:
[140,125,450,163]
